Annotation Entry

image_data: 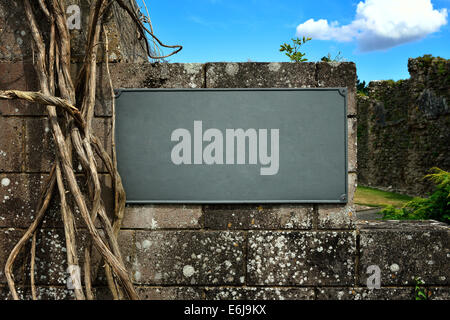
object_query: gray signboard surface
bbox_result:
[115,88,347,203]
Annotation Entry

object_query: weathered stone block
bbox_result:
[0,228,25,284]
[348,172,357,205]
[0,285,76,300]
[20,117,111,173]
[0,117,23,172]
[204,287,315,300]
[96,285,203,300]
[205,62,316,88]
[32,228,87,285]
[247,231,356,286]
[316,171,358,229]
[0,172,113,229]
[91,117,112,173]
[358,220,450,286]
[0,173,47,228]
[316,287,414,300]
[0,1,35,62]
[136,286,203,300]
[97,63,205,116]
[123,205,202,229]
[117,229,135,275]
[316,62,357,115]
[203,204,312,230]
[132,231,245,285]
[38,173,114,229]
[24,118,55,172]
[1,227,132,287]
[428,287,450,300]
[0,63,43,115]
[317,204,356,230]
[348,117,357,172]
[317,286,450,300]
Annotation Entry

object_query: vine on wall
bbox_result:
[0,0,181,300]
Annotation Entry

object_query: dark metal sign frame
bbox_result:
[115,88,348,204]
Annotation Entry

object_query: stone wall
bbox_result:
[0,1,449,301]
[357,56,450,196]
[1,60,449,300]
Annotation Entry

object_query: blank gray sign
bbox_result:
[115,88,348,203]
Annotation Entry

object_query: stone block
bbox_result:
[0,117,23,171]
[0,285,76,300]
[132,231,245,285]
[97,63,205,116]
[316,62,357,115]
[1,227,132,287]
[24,117,54,172]
[31,228,87,285]
[203,204,312,230]
[317,286,450,300]
[116,229,135,276]
[123,205,202,229]
[40,173,114,229]
[204,287,315,300]
[0,63,43,115]
[316,287,414,300]
[358,220,450,286]
[317,204,356,230]
[97,285,202,300]
[348,172,357,205]
[0,173,113,229]
[348,117,357,172]
[205,62,316,88]
[0,173,46,228]
[0,1,33,61]
[21,117,111,173]
[247,231,356,286]
[91,117,112,173]
[136,286,203,300]
[0,228,25,284]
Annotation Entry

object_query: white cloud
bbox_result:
[296,0,448,51]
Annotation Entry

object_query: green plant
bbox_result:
[321,51,345,62]
[356,77,368,96]
[380,167,450,223]
[280,37,312,62]
[414,277,431,300]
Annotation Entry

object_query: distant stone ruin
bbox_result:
[357,56,449,196]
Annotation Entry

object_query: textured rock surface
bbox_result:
[132,231,245,285]
[203,205,313,230]
[358,220,450,286]
[204,287,315,300]
[123,205,203,229]
[0,117,23,172]
[205,62,316,88]
[247,231,356,286]
[316,287,449,300]
[0,62,43,115]
[357,56,449,196]
[1,51,449,299]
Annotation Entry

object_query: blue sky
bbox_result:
[136,0,449,83]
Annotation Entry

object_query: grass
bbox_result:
[354,186,413,208]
